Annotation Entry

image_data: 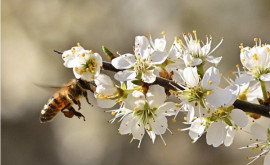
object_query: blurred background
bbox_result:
[2,0,270,164]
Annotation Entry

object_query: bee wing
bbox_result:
[34,83,67,91]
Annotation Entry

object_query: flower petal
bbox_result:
[206,56,222,65]
[230,109,248,127]
[119,114,133,135]
[155,102,177,116]
[206,88,233,107]
[260,73,270,81]
[146,85,166,109]
[94,74,114,86]
[150,51,168,65]
[202,66,220,90]
[206,120,227,147]
[111,54,135,69]
[131,117,145,140]
[151,115,167,135]
[183,67,199,87]
[114,70,136,82]
[125,90,145,110]
[224,126,236,147]
[142,70,156,83]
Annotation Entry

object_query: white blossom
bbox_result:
[240,123,270,165]
[240,39,270,81]
[112,36,168,83]
[174,31,223,66]
[73,50,102,82]
[109,85,176,148]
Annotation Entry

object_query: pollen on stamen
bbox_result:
[207,91,211,95]
[208,80,212,85]
[65,54,70,58]
[175,103,180,107]
[134,107,139,112]
[172,118,176,123]
[254,38,259,42]
[267,47,270,52]
[77,42,81,47]
[174,36,179,40]
[253,54,259,60]
[188,61,193,65]
[161,31,166,35]
[75,67,79,71]
[111,111,116,116]
[220,73,223,77]
[236,64,239,68]
[79,70,84,75]
[81,53,85,57]
[89,50,94,54]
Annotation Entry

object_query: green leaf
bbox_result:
[102,46,115,61]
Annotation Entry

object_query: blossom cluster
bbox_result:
[59,32,270,164]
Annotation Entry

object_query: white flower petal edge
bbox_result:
[230,109,248,127]
[206,120,227,147]
[111,53,136,69]
[146,85,166,109]
[202,66,220,90]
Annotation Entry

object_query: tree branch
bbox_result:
[54,50,270,118]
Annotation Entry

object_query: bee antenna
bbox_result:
[54,50,63,55]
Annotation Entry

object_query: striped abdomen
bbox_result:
[40,92,71,123]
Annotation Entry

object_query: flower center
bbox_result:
[83,57,97,73]
[134,58,149,75]
[134,103,157,126]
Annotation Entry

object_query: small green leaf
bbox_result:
[102,46,115,61]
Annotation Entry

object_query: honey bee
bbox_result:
[40,79,93,123]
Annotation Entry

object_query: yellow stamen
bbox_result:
[172,118,176,123]
[267,47,270,52]
[207,91,211,95]
[89,50,94,54]
[192,30,198,42]
[75,67,79,71]
[208,80,212,85]
[220,73,223,77]
[241,58,245,62]
[236,64,239,68]
[72,48,76,54]
[81,53,85,57]
[111,111,116,116]
[175,103,180,107]
[243,66,247,70]
[161,31,166,35]
[79,70,83,75]
[77,42,81,47]
[65,54,70,58]
[134,107,139,112]
[174,36,179,40]
[183,117,187,121]
[188,61,193,65]
[254,38,259,42]
[253,54,258,61]
[241,49,245,53]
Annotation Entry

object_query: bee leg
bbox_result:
[83,91,91,105]
[61,109,74,118]
[67,94,81,110]
[62,106,86,121]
